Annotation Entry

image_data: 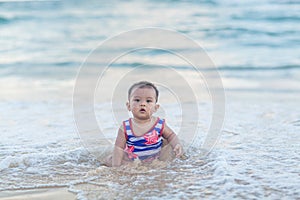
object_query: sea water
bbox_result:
[0,0,299,199]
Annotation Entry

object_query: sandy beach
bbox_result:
[0,188,75,200]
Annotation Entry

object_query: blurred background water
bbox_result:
[0,0,299,76]
[0,0,299,199]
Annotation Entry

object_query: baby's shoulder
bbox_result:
[119,125,125,132]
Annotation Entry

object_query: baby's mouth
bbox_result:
[139,108,146,112]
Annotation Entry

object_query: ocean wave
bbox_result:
[0,15,41,25]
[0,62,299,79]
[110,63,300,71]
[231,14,300,23]
[0,148,96,172]
[0,16,9,24]
[217,64,300,71]
[202,27,299,38]
[0,0,61,10]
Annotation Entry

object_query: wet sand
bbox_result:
[0,188,75,200]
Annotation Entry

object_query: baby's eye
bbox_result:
[134,99,140,102]
[146,100,153,103]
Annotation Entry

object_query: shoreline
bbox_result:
[0,188,76,200]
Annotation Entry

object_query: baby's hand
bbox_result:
[173,143,183,158]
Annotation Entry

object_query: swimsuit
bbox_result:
[123,117,165,161]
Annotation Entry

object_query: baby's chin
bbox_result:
[133,114,152,121]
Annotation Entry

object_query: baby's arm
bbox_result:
[112,127,126,167]
[161,124,183,158]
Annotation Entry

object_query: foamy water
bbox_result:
[0,78,299,199]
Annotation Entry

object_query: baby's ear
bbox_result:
[126,102,131,111]
[154,104,160,112]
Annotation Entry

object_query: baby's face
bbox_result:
[127,87,159,120]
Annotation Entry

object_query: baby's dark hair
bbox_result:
[128,81,159,102]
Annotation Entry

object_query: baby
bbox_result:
[108,81,183,167]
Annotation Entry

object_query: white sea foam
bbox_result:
[1,77,299,199]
